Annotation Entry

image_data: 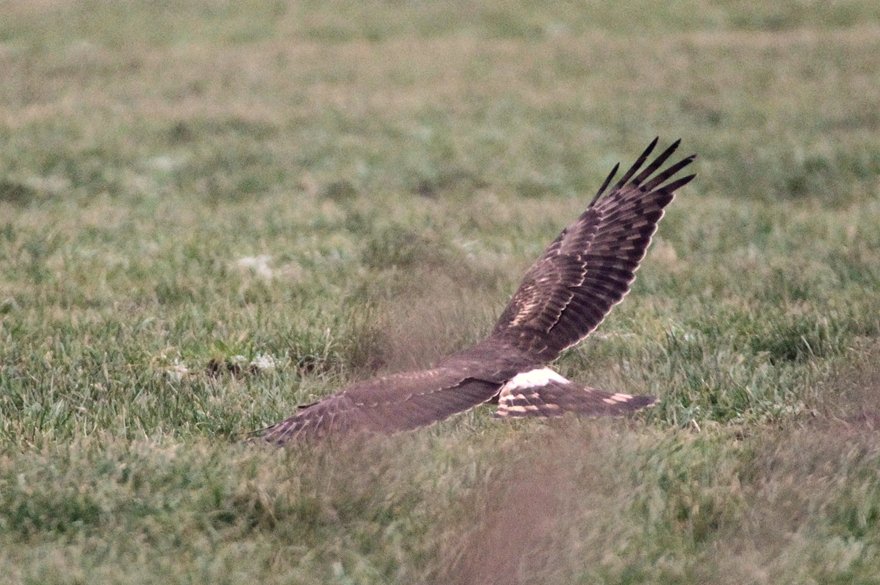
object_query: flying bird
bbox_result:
[260,138,695,443]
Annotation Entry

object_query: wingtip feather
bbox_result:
[612,137,659,191]
[590,162,620,206]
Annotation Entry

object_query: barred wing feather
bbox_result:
[491,138,695,361]
[261,367,502,443]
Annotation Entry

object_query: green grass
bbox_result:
[2,0,880,583]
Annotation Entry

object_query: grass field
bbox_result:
[2,1,880,583]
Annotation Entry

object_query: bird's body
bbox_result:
[261,138,695,443]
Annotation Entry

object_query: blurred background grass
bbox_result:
[2,1,880,583]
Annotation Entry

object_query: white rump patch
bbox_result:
[502,368,571,392]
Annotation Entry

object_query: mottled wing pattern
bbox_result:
[494,367,655,419]
[492,138,695,361]
[260,367,502,443]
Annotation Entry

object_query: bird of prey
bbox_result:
[260,138,695,443]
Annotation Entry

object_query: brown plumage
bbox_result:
[260,138,695,443]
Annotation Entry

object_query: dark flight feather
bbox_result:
[491,138,695,360]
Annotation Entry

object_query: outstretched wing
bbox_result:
[260,338,537,443]
[260,367,502,443]
[493,368,655,418]
[491,138,695,361]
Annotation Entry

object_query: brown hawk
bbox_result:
[260,138,695,443]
